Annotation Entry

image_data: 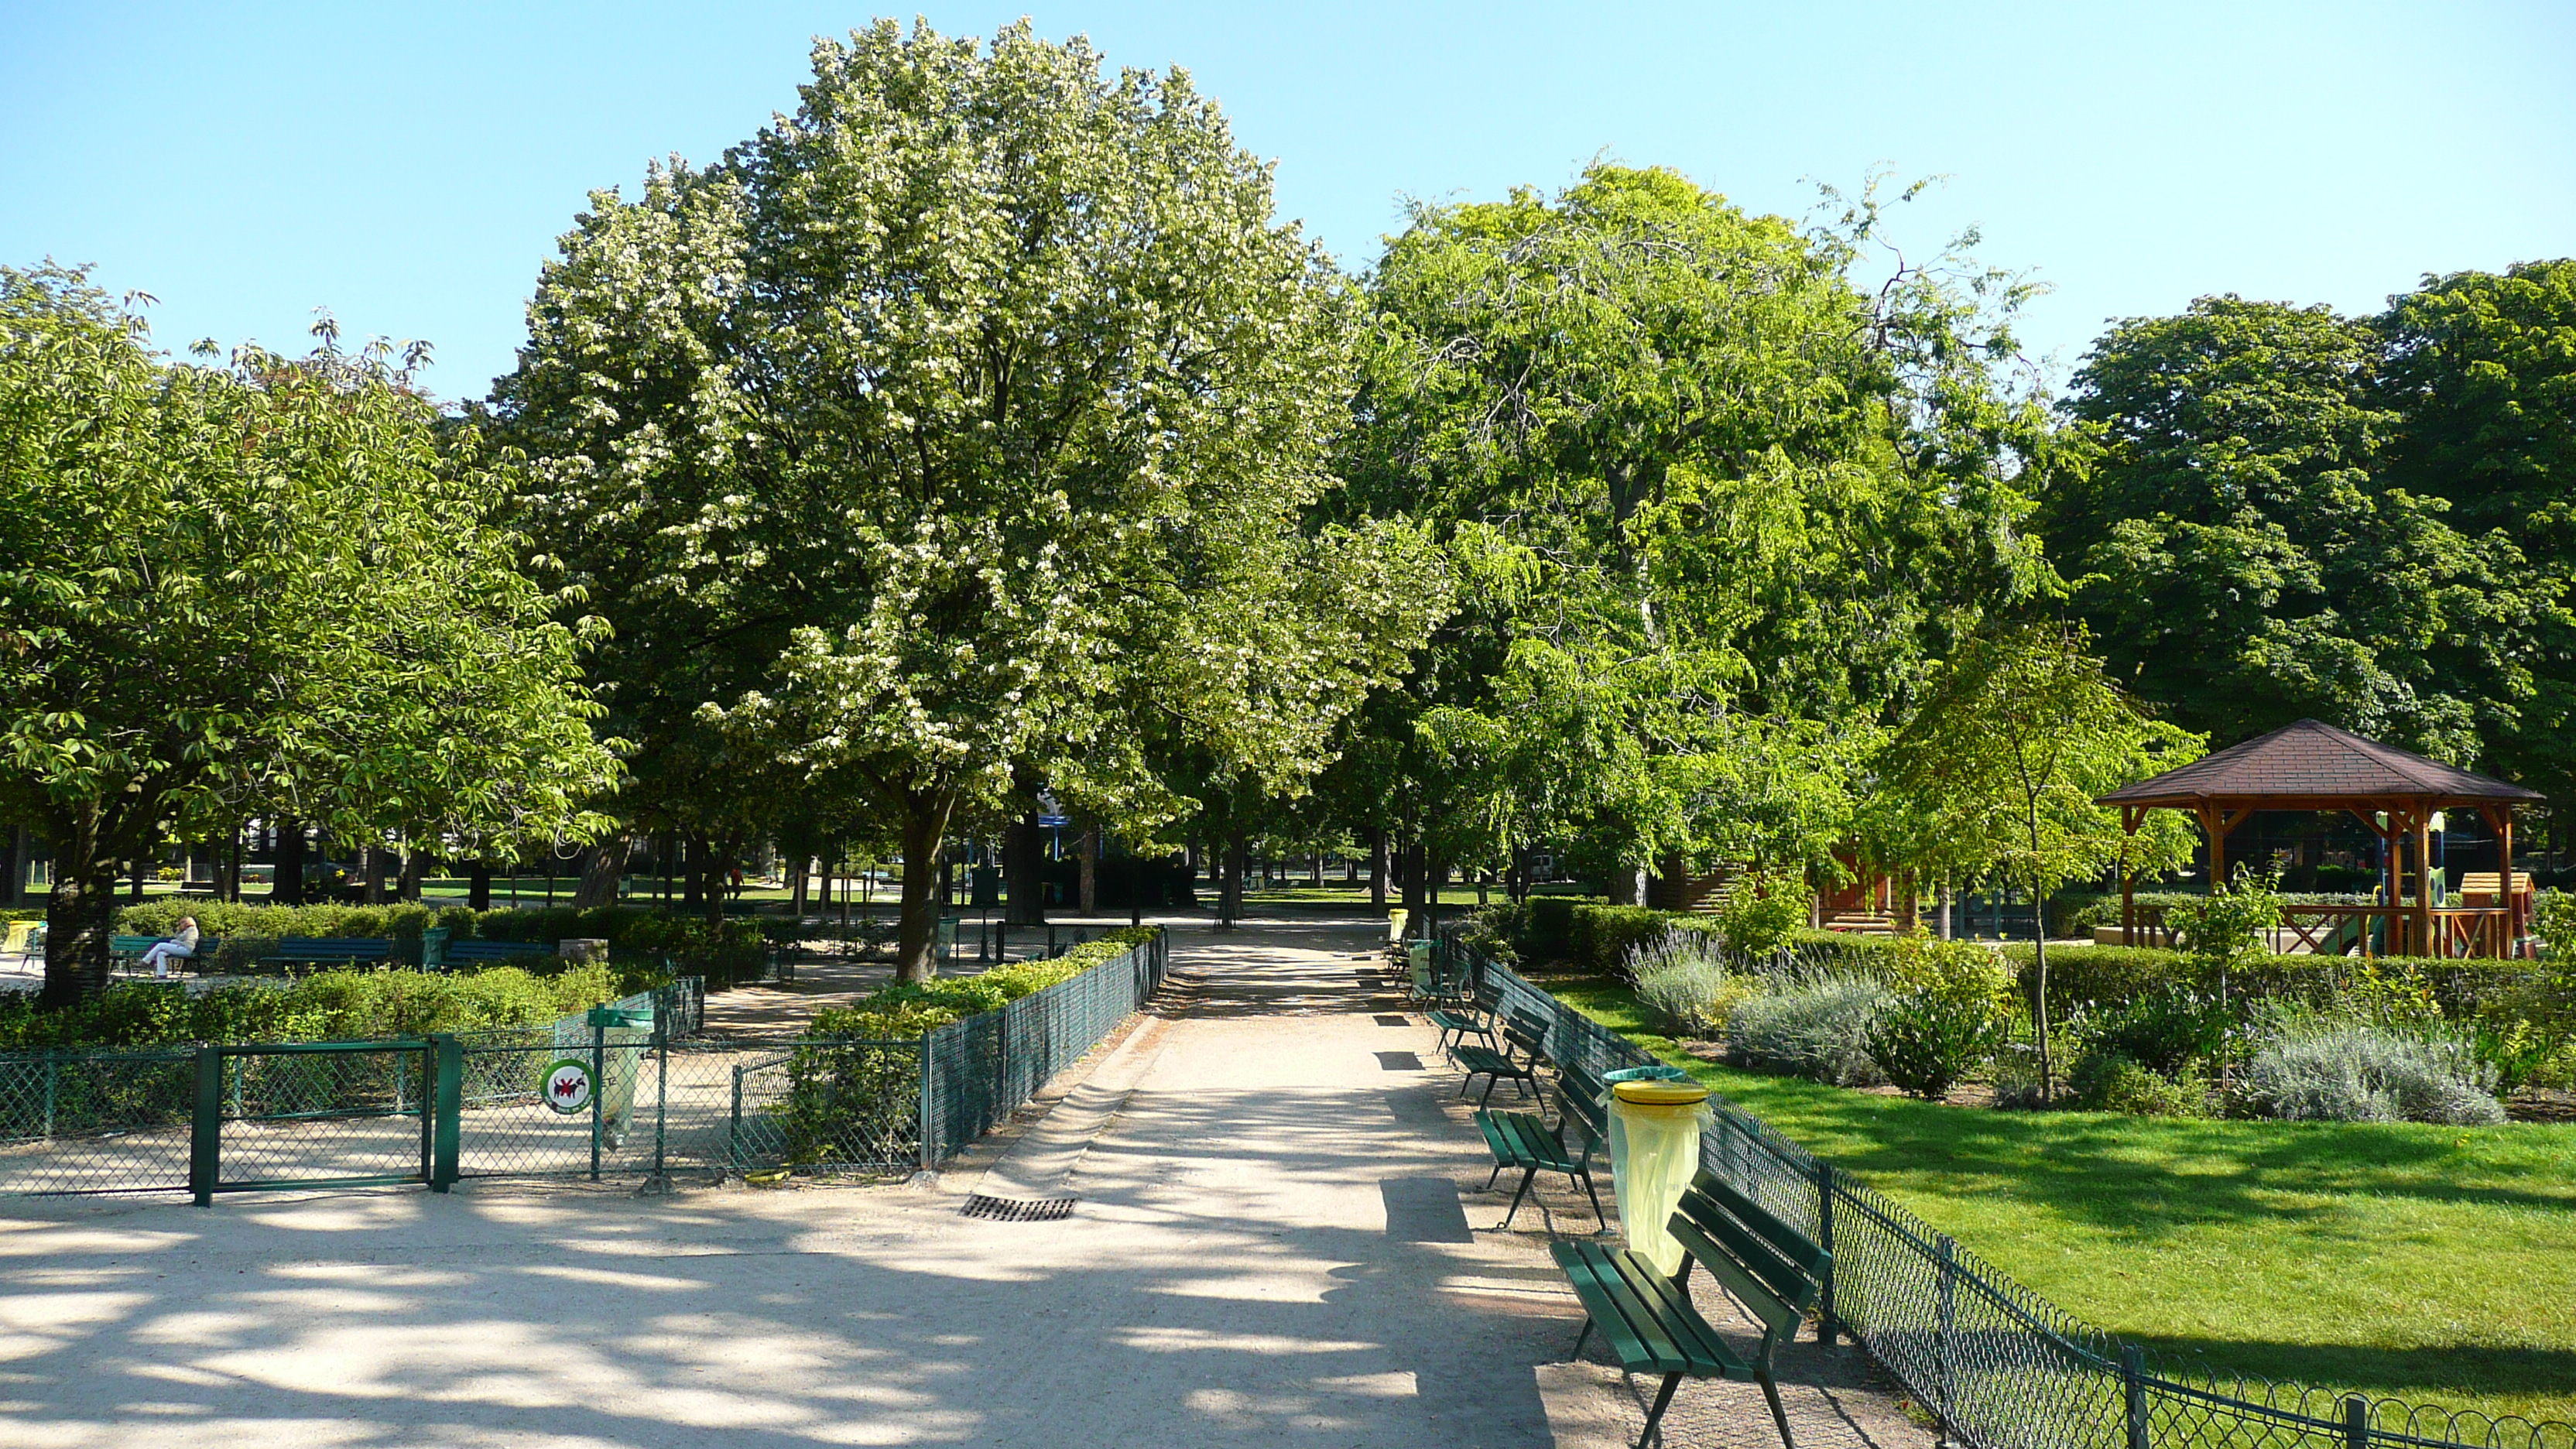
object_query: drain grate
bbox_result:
[961,1194,1077,1222]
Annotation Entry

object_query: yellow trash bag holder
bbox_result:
[1607,1078,1712,1274]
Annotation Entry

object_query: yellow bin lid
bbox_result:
[1612,1080,1709,1105]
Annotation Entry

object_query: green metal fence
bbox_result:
[2,929,1170,1199]
[1437,933,2576,1449]
[921,928,1169,1162]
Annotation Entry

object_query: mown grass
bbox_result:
[1546,974,2576,1428]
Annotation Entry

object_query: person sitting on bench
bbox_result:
[142,918,200,978]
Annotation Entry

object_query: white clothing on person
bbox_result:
[143,924,200,978]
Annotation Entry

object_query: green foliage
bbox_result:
[1725,971,1893,1086]
[2073,987,2232,1078]
[1867,935,2015,1099]
[1709,872,1809,957]
[0,964,622,1050]
[2068,1051,2207,1116]
[807,928,1161,1040]
[1628,930,1757,1036]
[1,264,619,1005]
[2165,870,2284,975]
[499,19,1436,978]
[2238,1011,2506,1125]
[1569,903,1718,978]
[2046,295,2545,759]
[1332,164,2053,893]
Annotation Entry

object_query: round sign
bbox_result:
[543,1058,594,1115]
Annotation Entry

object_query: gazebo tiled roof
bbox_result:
[2098,718,2541,809]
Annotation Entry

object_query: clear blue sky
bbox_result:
[5,1,2570,404]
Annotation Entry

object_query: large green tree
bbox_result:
[1333,167,2050,896]
[2379,260,2576,794]
[498,21,1440,978]
[0,265,618,1004]
[2047,294,2554,763]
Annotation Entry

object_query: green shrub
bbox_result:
[2238,1015,2506,1125]
[1726,971,1893,1086]
[2074,987,2232,1077]
[1629,930,1756,1037]
[1571,904,1717,978]
[1709,873,1807,957]
[1868,937,2016,1100]
[1523,896,1578,964]
[0,964,623,1050]
[2069,1051,2207,1116]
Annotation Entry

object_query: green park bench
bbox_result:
[437,939,552,968]
[262,937,396,968]
[1428,982,1501,1059]
[1479,1063,1606,1231]
[1552,1169,1831,1449]
[108,934,224,973]
[1455,1005,1550,1106]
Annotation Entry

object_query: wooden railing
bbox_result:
[2124,903,2525,958]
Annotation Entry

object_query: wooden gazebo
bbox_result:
[2097,718,2543,958]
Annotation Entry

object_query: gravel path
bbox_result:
[0,916,1927,1448]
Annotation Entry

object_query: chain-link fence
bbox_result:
[0,1046,197,1194]
[1445,937,2576,1449]
[923,929,1169,1160]
[3,930,1170,1200]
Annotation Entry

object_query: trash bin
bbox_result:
[1607,1077,1712,1273]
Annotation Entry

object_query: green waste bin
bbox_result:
[1605,1074,1711,1273]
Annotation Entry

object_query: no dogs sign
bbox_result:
[544,1058,595,1114]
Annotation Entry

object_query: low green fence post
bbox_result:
[1815,1160,1838,1346]
[430,1035,461,1190]
[416,1040,433,1185]
[652,1023,668,1182]
[590,1019,605,1182]
[190,1046,221,1207]
[916,1031,935,1172]
[2344,1396,2370,1449]
[2122,1345,2150,1449]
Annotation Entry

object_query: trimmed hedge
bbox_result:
[809,927,1161,1039]
[0,963,626,1050]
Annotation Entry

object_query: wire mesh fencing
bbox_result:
[923,930,1169,1162]
[0,1046,197,1194]
[1,929,1172,1201]
[1456,942,2575,1449]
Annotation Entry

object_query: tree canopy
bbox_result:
[1327,166,2051,897]
[0,265,618,1003]
[2044,294,2549,763]
[497,20,1441,977]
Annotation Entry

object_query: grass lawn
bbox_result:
[1545,974,2576,1428]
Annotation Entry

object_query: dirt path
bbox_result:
[0,916,1927,1448]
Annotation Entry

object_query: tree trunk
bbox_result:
[790,856,810,918]
[1368,827,1389,909]
[361,842,385,905]
[271,820,306,904]
[398,841,426,902]
[1077,827,1099,916]
[1894,868,1918,933]
[1221,831,1249,926]
[129,860,146,903]
[893,793,956,982]
[1606,862,1647,906]
[39,807,120,1008]
[575,834,625,909]
[468,862,492,912]
[2,822,23,907]
[680,836,701,909]
[1005,808,1047,926]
